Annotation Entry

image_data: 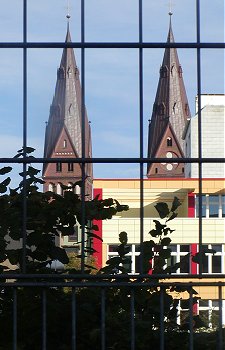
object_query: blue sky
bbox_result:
[0,0,224,182]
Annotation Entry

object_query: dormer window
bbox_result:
[160,65,168,78]
[57,67,65,79]
[159,103,165,116]
[171,65,175,76]
[185,103,189,116]
[68,163,74,172]
[167,137,172,147]
[56,162,62,172]
[67,66,72,77]
[178,65,183,77]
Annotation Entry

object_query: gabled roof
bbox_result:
[43,24,92,178]
[147,15,191,161]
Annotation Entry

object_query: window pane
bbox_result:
[209,195,219,217]
[211,244,222,252]
[196,195,206,217]
[222,195,225,217]
[108,245,118,252]
[202,255,208,273]
[180,257,190,273]
[123,256,131,273]
[212,256,221,273]
[135,255,141,273]
[180,245,190,252]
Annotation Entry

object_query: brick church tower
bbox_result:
[147,14,191,178]
[43,22,93,197]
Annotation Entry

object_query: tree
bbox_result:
[0,148,223,349]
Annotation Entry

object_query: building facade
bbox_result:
[184,94,225,178]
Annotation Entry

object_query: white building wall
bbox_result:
[185,95,225,178]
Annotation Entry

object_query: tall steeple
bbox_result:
[147,13,191,178]
[43,20,93,197]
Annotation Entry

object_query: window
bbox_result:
[196,195,224,218]
[56,162,62,172]
[196,195,206,217]
[198,300,220,328]
[201,244,224,274]
[107,244,140,274]
[222,195,225,217]
[68,163,74,172]
[68,226,79,242]
[209,196,219,217]
[167,137,172,147]
[63,140,67,148]
[167,245,190,274]
[159,103,165,115]
[160,65,168,78]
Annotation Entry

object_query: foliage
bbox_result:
[0,148,128,273]
[0,149,222,349]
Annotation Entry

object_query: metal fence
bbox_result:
[0,1,225,349]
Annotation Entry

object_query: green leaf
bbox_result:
[149,229,157,237]
[171,196,182,212]
[161,237,171,246]
[153,220,166,233]
[27,166,40,176]
[166,212,178,222]
[106,256,122,266]
[117,244,130,257]
[154,202,169,219]
[86,231,103,242]
[163,227,175,235]
[50,246,69,264]
[160,248,171,259]
[7,249,21,265]
[0,177,11,188]
[119,231,128,244]
[0,166,12,175]
[91,224,99,231]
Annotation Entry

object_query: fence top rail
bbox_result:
[1,273,225,280]
[1,281,225,288]
[0,42,224,49]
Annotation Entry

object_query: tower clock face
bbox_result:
[161,151,179,171]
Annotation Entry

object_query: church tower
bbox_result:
[43,21,93,197]
[147,14,191,178]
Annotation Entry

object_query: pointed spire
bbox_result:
[147,15,191,178]
[43,22,93,188]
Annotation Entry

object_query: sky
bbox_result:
[0,0,224,184]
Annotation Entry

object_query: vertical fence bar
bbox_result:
[138,0,144,274]
[72,287,76,350]
[159,287,165,350]
[189,289,194,350]
[80,0,86,274]
[22,0,28,274]
[218,284,223,350]
[42,289,47,350]
[130,288,135,350]
[196,0,203,275]
[101,288,106,350]
[13,288,17,350]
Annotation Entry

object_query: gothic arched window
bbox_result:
[167,137,172,147]
[160,65,168,78]
[159,103,165,116]
[57,67,65,79]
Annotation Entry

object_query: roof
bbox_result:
[43,24,92,178]
[147,17,191,161]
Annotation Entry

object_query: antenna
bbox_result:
[66,0,71,20]
[168,0,174,16]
